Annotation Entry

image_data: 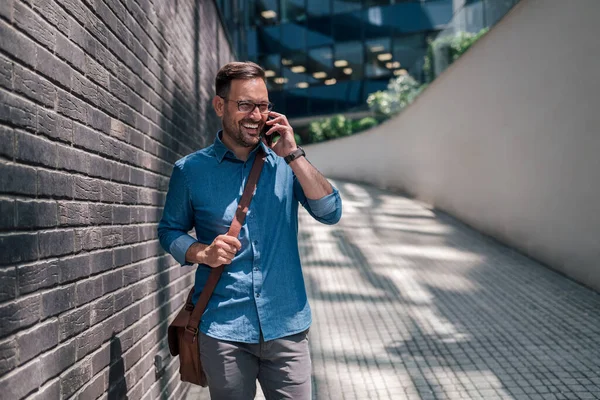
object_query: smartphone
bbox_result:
[261,116,275,146]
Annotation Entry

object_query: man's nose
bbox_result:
[250,105,262,120]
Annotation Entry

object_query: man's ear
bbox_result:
[213,96,224,117]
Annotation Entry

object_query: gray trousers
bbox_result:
[199,330,312,400]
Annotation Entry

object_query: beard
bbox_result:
[222,114,261,148]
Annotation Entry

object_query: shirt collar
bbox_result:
[213,130,275,163]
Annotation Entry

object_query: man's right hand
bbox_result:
[185,235,242,268]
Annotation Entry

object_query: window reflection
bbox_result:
[307,0,331,17]
[307,16,334,47]
[259,54,282,91]
[392,32,428,81]
[333,0,362,15]
[332,12,363,42]
[258,26,281,53]
[333,41,363,81]
[308,47,334,84]
[256,0,279,25]
[281,0,306,22]
[281,23,307,52]
[365,38,392,78]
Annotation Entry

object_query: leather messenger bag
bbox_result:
[167,148,266,386]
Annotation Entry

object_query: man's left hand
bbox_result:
[263,111,298,157]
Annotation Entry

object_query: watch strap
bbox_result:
[284,146,305,164]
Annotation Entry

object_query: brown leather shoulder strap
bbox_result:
[185,147,267,336]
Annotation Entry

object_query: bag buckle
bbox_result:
[185,325,198,335]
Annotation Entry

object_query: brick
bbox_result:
[114,290,132,313]
[68,17,97,57]
[90,203,112,225]
[122,226,138,245]
[0,125,14,159]
[88,107,111,134]
[39,341,76,383]
[56,33,85,71]
[0,162,37,196]
[37,169,74,199]
[58,305,90,341]
[114,247,131,267]
[0,199,15,231]
[101,181,122,203]
[0,267,16,302]
[34,0,69,35]
[74,227,103,252]
[17,260,58,295]
[41,284,75,318]
[73,176,101,201]
[103,270,122,294]
[0,359,41,400]
[14,2,56,51]
[1,91,37,132]
[90,296,113,324]
[73,123,100,153]
[0,232,38,265]
[37,47,71,88]
[85,55,109,88]
[122,186,138,204]
[0,19,37,67]
[98,133,122,159]
[111,162,130,183]
[91,343,110,374]
[0,0,13,20]
[37,109,73,143]
[71,71,98,104]
[60,359,92,398]
[57,90,86,123]
[0,295,40,337]
[102,226,123,248]
[88,154,112,180]
[17,320,58,364]
[89,249,113,275]
[59,253,91,283]
[75,324,105,360]
[57,145,90,174]
[38,229,74,258]
[74,276,103,306]
[16,200,58,229]
[30,380,60,400]
[0,338,18,375]
[15,130,57,167]
[114,206,131,225]
[58,202,90,227]
[13,64,57,107]
[78,372,105,400]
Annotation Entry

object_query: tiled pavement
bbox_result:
[186,180,600,399]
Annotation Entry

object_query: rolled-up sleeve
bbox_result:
[294,178,342,225]
[157,163,196,266]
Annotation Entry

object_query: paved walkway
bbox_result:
[187,180,600,399]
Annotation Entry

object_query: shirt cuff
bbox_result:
[169,234,197,266]
[306,187,340,217]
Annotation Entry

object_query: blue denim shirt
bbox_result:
[158,132,342,343]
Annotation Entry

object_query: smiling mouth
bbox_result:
[241,122,260,134]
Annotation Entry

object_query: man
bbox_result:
[157,61,342,399]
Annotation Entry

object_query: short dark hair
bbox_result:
[215,62,266,98]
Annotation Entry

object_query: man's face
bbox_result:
[216,78,269,149]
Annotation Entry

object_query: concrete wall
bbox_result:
[305,0,600,291]
[0,0,233,398]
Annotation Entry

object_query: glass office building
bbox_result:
[216,0,455,120]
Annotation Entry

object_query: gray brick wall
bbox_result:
[0,0,234,398]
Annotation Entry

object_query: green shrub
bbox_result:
[424,28,489,82]
[352,117,378,133]
[367,74,422,119]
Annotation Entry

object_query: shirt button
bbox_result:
[256,293,260,298]
[253,240,258,245]
[254,267,258,271]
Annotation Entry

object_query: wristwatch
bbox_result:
[284,146,305,164]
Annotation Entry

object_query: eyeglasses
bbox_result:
[219,96,274,114]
